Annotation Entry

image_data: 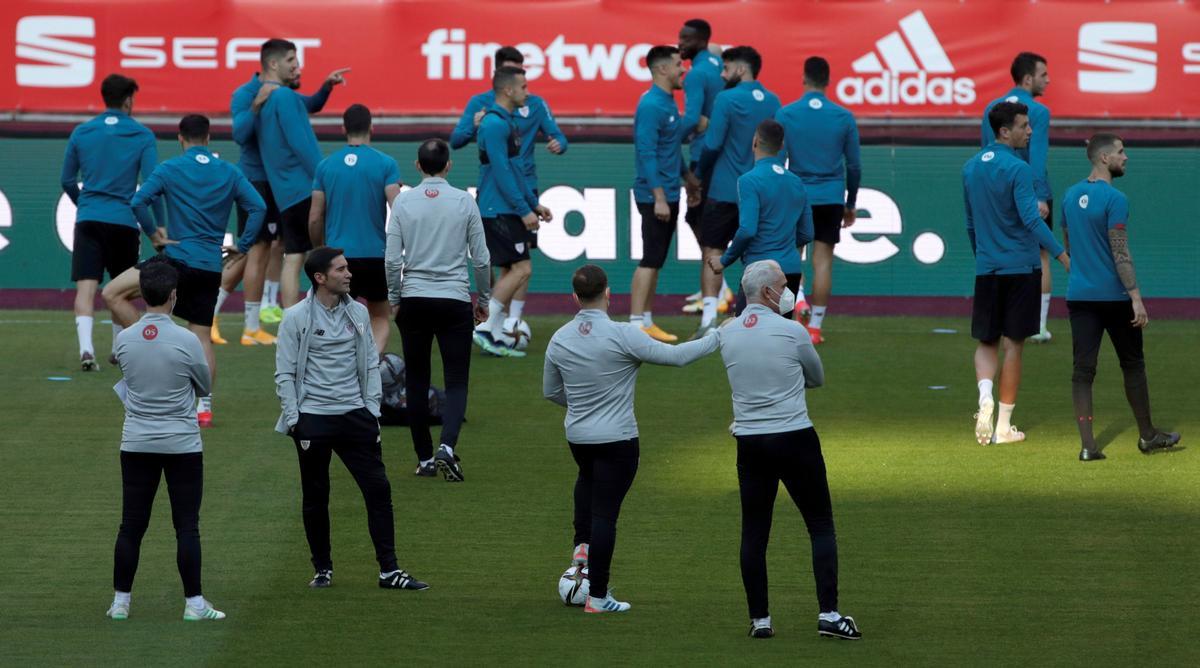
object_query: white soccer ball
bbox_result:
[496,317,532,351]
[558,565,590,606]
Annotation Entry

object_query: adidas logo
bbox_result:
[836,10,976,106]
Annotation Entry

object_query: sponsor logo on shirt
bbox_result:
[424,188,440,198]
[1078,22,1158,93]
[104,116,118,125]
[981,151,995,162]
[578,321,592,335]
[752,89,765,102]
[772,164,785,175]
[808,98,823,109]
[344,153,358,167]
[518,106,530,118]
[195,154,210,164]
[837,10,976,106]
[744,314,759,328]
[142,324,158,340]
[1079,194,1090,209]
[1005,95,1020,103]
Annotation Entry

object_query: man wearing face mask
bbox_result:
[543,264,718,614]
[713,260,859,641]
[706,119,811,319]
[691,47,781,339]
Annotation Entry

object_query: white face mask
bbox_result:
[767,286,796,315]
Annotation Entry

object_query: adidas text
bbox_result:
[837,71,976,106]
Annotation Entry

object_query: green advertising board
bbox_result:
[0,137,1196,297]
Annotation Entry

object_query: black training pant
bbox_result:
[569,439,640,598]
[397,297,474,462]
[113,451,204,597]
[1068,299,1154,442]
[293,409,398,573]
[736,428,838,619]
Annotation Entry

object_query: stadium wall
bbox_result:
[1,138,1197,307]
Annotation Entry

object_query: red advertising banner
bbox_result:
[2,0,1197,119]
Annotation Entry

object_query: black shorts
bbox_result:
[71,221,140,282]
[699,200,739,249]
[483,214,536,268]
[347,257,388,303]
[812,204,845,246]
[236,180,280,244]
[637,201,680,269]
[152,257,221,328]
[971,271,1042,342]
[280,198,313,254]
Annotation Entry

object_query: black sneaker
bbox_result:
[414,461,438,477]
[818,615,862,640]
[1079,448,1107,462]
[379,570,429,591]
[81,352,99,372]
[1138,431,1181,454]
[434,445,464,482]
[309,569,333,588]
[749,620,774,639]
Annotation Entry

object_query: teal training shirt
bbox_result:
[60,108,161,230]
[313,145,402,259]
[1062,179,1130,301]
[697,81,782,204]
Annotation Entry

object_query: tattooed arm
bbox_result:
[1108,227,1148,327]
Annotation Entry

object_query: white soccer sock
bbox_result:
[197,395,212,413]
[76,315,94,356]
[818,611,842,622]
[113,591,131,605]
[186,595,205,611]
[643,311,654,327]
[630,314,644,325]
[1040,293,1051,331]
[510,299,525,321]
[978,379,994,404]
[264,280,280,307]
[810,306,827,329]
[214,288,230,317]
[486,298,506,334]
[701,297,718,327]
[244,301,261,332]
[997,402,1015,433]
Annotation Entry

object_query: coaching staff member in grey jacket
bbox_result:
[108,257,225,622]
[385,138,491,482]
[543,264,718,614]
[714,259,858,640]
[275,246,428,591]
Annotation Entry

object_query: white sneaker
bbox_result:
[1029,328,1053,343]
[993,425,1027,444]
[584,593,631,613]
[106,601,129,620]
[974,396,995,445]
[183,599,226,621]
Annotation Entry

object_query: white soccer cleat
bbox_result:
[183,599,226,621]
[993,426,1027,444]
[1029,329,1053,343]
[584,593,631,614]
[106,601,129,621]
[975,396,995,445]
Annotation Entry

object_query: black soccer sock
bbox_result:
[1121,368,1155,440]
[1071,380,1097,450]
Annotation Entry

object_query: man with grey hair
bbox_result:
[713,259,859,640]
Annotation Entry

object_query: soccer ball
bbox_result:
[495,317,532,351]
[558,565,590,606]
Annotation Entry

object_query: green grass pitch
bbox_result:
[1,311,1196,665]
